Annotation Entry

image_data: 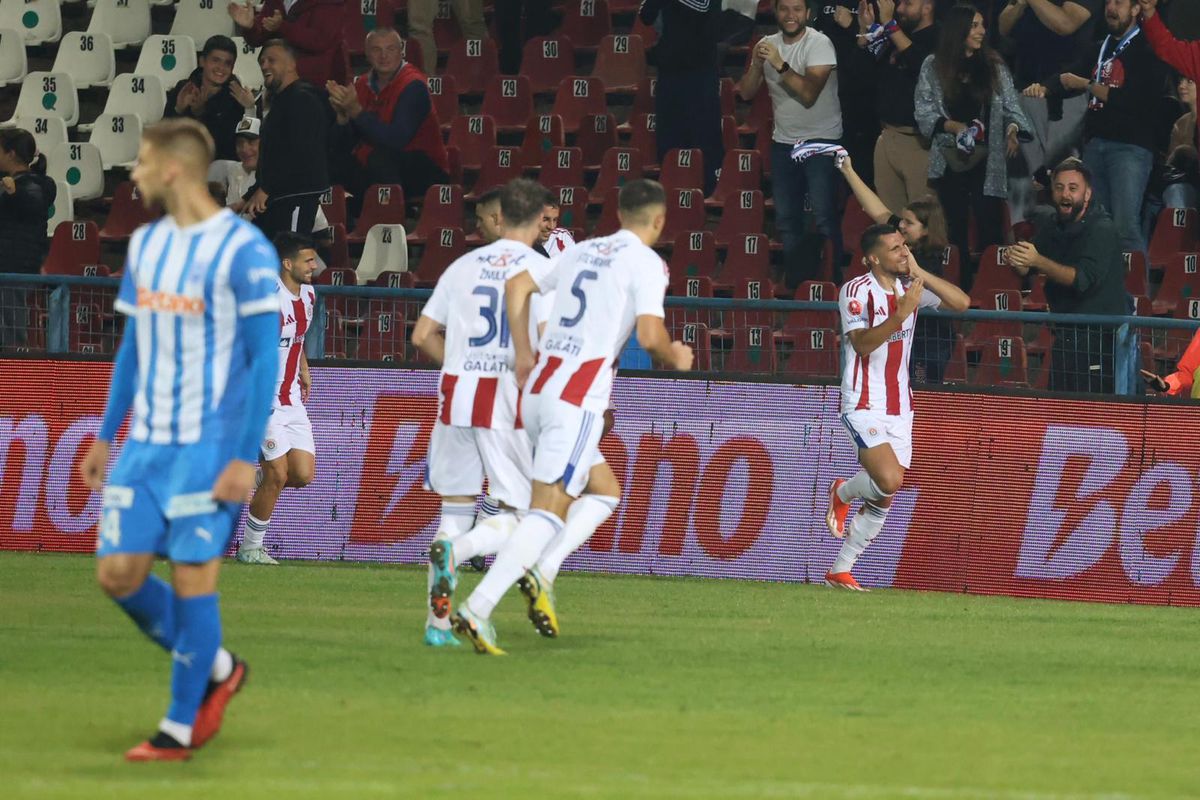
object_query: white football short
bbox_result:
[522,393,606,498]
[840,410,913,469]
[424,423,532,510]
[262,404,315,461]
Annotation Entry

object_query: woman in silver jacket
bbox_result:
[915,2,1032,289]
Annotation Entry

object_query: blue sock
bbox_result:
[166,594,222,729]
[114,575,176,652]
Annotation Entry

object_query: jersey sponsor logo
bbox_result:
[136,287,206,315]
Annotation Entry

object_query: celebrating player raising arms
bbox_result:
[238,233,318,565]
[825,224,969,590]
[79,119,280,760]
[452,179,694,655]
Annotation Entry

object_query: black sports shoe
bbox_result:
[468,555,487,572]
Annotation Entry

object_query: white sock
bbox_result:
[837,471,889,504]
[475,495,502,526]
[242,515,269,550]
[832,501,889,573]
[439,501,477,538]
[158,717,192,747]
[454,512,518,562]
[537,495,618,584]
[466,510,562,619]
[209,648,233,683]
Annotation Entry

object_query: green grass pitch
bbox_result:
[2,552,1198,799]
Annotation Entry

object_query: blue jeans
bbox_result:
[1081,137,1153,255]
[771,141,843,287]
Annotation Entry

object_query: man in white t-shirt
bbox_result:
[825,223,968,591]
[737,0,843,288]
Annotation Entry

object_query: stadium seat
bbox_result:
[340,0,378,57]
[965,289,1022,347]
[755,123,773,178]
[170,0,235,43]
[576,112,617,171]
[551,76,607,133]
[14,115,67,157]
[101,73,166,124]
[725,325,777,374]
[938,244,962,287]
[718,77,737,118]
[470,146,523,199]
[6,72,78,128]
[551,185,589,231]
[521,36,577,94]
[314,266,356,288]
[407,184,463,245]
[349,183,405,243]
[323,222,350,271]
[659,148,704,193]
[719,114,739,154]
[708,149,762,208]
[0,0,60,44]
[444,37,498,95]
[590,146,642,204]
[798,279,838,304]
[448,114,496,172]
[1023,274,1048,311]
[318,185,348,229]
[51,32,115,89]
[677,321,714,371]
[47,141,103,201]
[779,327,838,378]
[592,187,621,237]
[623,77,656,126]
[413,226,465,285]
[737,86,772,136]
[592,33,645,91]
[560,0,611,50]
[67,301,106,354]
[840,196,876,253]
[89,113,142,169]
[371,271,416,289]
[630,13,658,47]
[668,231,718,284]
[0,27,26,87]
[970,245,1023,304]
[776,283,839,341]
[232,36,262,89]
[1152,252,1200,316]
[732,276,776,328]
[427,74,459,131]
[660,188,705,244]
[46,180,72,236]
[360,306,407,362]
[135,35,198,90]
[87,0,150,49]
[1149,207,1200,266]
[627,113,659,170]
[481,75,533,133]
[973,335,1029,387]
[539,146,585,189]
[714,190,765,249]
[100,181,161,241]
[942,333,969,384]
[669,272,715,299]
[520,113,565,170]
[719,233,771,286]
[42,220,100,274]
[1123,251,1148,297]
[356,224,408,285]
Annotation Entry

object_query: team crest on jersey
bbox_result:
[868,427,878,436]
[264,439,277,452]
[848,299,862,315]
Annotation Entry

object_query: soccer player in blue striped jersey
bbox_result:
[79,119,280,762]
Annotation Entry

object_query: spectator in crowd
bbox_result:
[473,188,503,244]
[999,0,1102,222]
[244,41,332,239]
[327,28,449,205]
[1163,75,1198,208]
[718,0,759,59]
[1139,0,1200,207]
[228,0,348,86]
[837,152,956,382]
[0,129,55,349]
[915,3,1031,289]
[409,0,488,75]
[166,36,257,162]
[496,0,556,75]
[1008,159,1128,393]
[738,0,843,288]
[641,0,724,195]
[1142,325,1200,397]
[207,116,262,213]
[535,193,575,259]
[816,1,879,187]
[1024,0,1166,259]
[859,0,940,212]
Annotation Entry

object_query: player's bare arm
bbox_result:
[908,262,970,311]
[505,270,540,384]
[847,277,925,356]
[636,315,695,371]
[411,315,446,365]
[299,350,311,402]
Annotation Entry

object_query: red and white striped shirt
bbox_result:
[543,227,575,259]
[421,238,541,429]
[839,271,940,416]
[274,280,315,408]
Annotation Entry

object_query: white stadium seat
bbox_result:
[0,27,27,87]
[47,141,103,201]
[89,112,142,169]
[53,31,117,89]
[86,0,151,49]
[0,0,61,45]
[3,72,78,128]
[170,0,235,45]
[232,36,263,90]
[47,180,74,237]
[13,115,68,155]
[135,35,198,90]
[101,73,165,124]
[356,224,409,284]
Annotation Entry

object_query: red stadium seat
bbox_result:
[669,273,716,299]
[99,182,161,242]
[660,188,706,244]
[68,302,106,354]
[718,78,737,118]
[324,223,350,271]
[972,335,1029,387]
[798,279,838,304]
[1123,250,1148,297]
[942,334,969,384]
[708,149,762,208]
[521,37,577,94]
[407,184,464,245]
[577,112,617,170]
[592,33,645,91]
[593,187,621,236]
[1023,274,1048,311]
[627,113,659,171]
[725,325,777,374]
[551,76,608,133]
[448,114,496,172]
[630,14,658,47]
[360,306,408,362]
[42,221,100,274]
[840,196,876,255]
[937,244,962,287]
[349,184,406,243]
[520,113,565,170]
[738,87,772,136]
[371,271,416,289]
[626,77,656,123]
[427,74,459,132]
[659,148,704,192]
[965,289,1022,347]
[1153,252,1200,316]
[777,282,838,335]
[714,190,765,249]
[1149,207,1200,266]
[720,115,739,155]
[779,327,838,378]
[551,185,589,231]
[969,245,1023,305]
[732,276,776,329]
[560,0,612,50]
[470,146,523,198]
[755,123,773,178]
[431,3,461,52]
[413,226,466,285]
[590,146,643,203]
[668,231,719,285]
[719,233,771,286]
[539,146,585,189]
[444,37,498,95]
[481,75,534,133]
[318,185,348,229]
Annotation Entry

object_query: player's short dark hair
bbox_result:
[860,223,901,257]
[499,178,546,227]
[1051,157,1092,187]
[618,179,666,218]
[274,231,315,263]
[542,186,560,208]
[201,35,237,59]
[474,187,501,208]
[259,38,297,61]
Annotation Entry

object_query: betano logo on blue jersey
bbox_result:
[136,287,206,315]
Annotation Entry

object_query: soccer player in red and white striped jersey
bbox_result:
[825,224,969,590]
[239,233,319,565]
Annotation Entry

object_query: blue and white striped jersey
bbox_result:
[113,209,280,447]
